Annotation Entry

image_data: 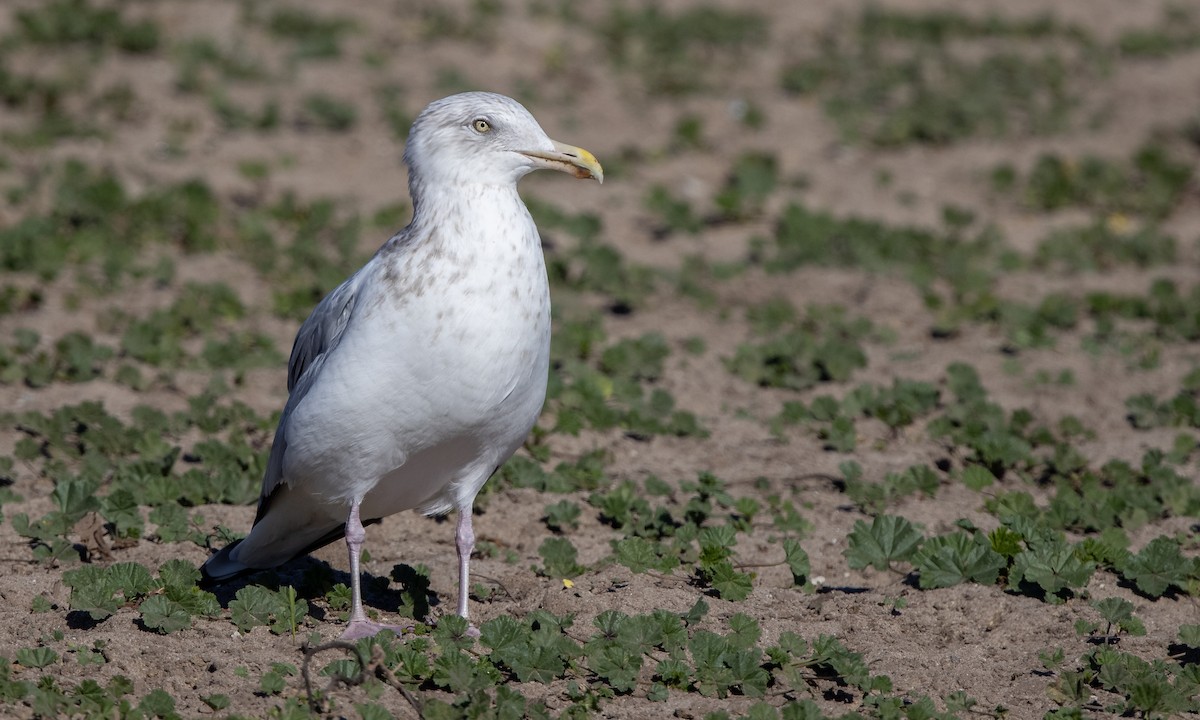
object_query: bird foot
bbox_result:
[339,618,414,641]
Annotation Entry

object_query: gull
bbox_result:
[201,91,603,639]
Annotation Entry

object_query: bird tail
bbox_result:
[199,539,255,586]
[198,521,377,587]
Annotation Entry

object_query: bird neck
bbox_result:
[410,174,523,213]
[408,179,527,231]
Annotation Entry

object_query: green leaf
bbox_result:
[705,560,753,601]
[613,536,676,574]
[479,615,528,655]
[65,566,120,620]
[782,538,809,586]
[100,489,142,538]
[1178,624,1200,648]
[107,562,156,599]
[960,465,995,490]
[270,585,307,636]
[543,500,581,532]
[655,657,689,688]
[780,700,825,720]
[164,584,220,618]
[15,647,58,669]
[228,585,282,632]
[682,597,709,626]
[690,630,735,697]
[726,648,769,697]
[148,504,194,544]
[689,630,729,670]
[1090,597,1145,637]
[913,532,1005,589]
[727,613,761,650]
[139,595,192,634]
[844,514,922,571]
[431,613,472,652]
[507,640,568,684]
[1009,544,1094,600]
[431,650,484,693]
[645,610,687,654]
[810,634,871,690]
[138,688,176,718]
[157,559,200,590]
[326,583,352,611]
[1092,597,1134,625]
[72,678,113,713]
[259,670,286,695]
[1118,536,1193,598]
[538,536,585,579]
[586,643,642,693]
[53,478,101,521]
[988,526,1024,557]
[356,702,392,720]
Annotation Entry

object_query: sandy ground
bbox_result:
[0,0,1197,718]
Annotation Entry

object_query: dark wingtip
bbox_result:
[198,539,250,588]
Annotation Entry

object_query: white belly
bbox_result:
[279,205,551,516]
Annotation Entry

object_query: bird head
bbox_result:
[403,91,603,190]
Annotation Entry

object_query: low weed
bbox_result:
[598,5,767,95]
[781,7,1095,145]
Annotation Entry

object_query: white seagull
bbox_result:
[201,91,603,639]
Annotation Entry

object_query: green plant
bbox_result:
[598,5,767,95]
[782,7,1096,146]
[17,0,160,53]
[298,94,358,131]
[266,7,356,60]
[1009,144,1192,220]
[726,304,872,391]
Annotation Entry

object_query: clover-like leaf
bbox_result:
[1118,536,1193,598]
[431,651,487,694]
[228,585,282,633]
[913,532,1005,589]
[783,538,810,586]
[727,613,761,651]
[960,465,995,490]
[1009,544,1094,601]
[138,688,176,718]
[538,536,585,579]
[845,515,922,571]
[479,615,529,656]
[1178,624,1200,648]
[1090,597,1145,637]
[65,566,121,621]
[705,560,753,601]
[165,584,220,618]
[613,536,677,574]
[15,647,58,669]
[157,559,200,591]
[139,595,191,634]
[508,639,568,684]
[586,643,642,693]
[270,585,307,636]
[726,648,769,698]
[107,562,156,599]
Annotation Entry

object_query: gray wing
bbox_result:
[287,274,362,392]
[253,271,364,523]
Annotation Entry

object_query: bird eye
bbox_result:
[472,118,491,133]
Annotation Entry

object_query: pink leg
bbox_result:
[340,501,410,640]
[455,505,475,619]
[456,505,481,637]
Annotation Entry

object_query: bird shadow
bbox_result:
[200,555,441,624]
